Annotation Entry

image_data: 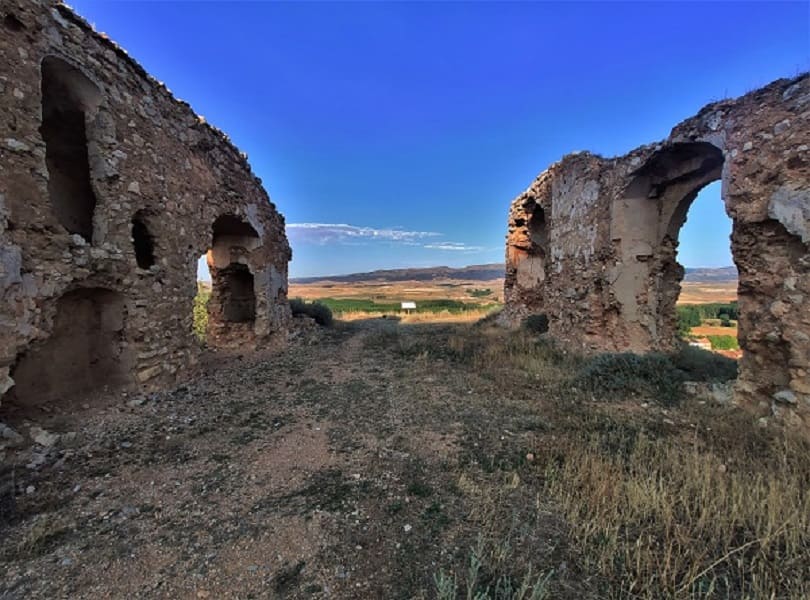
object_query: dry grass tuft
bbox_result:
[541,429,809,599]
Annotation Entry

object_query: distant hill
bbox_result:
[290,264,737,285]
[683,267,737,283]
[290,263,505,284]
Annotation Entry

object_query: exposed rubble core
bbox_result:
[504,74,810,429]
[0,0,291,408]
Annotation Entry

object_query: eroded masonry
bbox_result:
[504,75,810,428]
[0,1,291,409]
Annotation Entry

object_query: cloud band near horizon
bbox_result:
[286,222,485,252]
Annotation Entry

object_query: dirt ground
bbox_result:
[0,319,805,599]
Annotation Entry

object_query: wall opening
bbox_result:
[220,264,256,322]
[198,215,261,346]
[3,13,25,31]
[40,56,101,242]
[673,181,740,357]
[193,254,211,342]
[132,212,156,269]
[9,288,130,407]
[528,204,549,251]
[623,142,737,357]
[515,201,549,290]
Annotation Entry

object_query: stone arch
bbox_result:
[516,200,550,290]
[204,214,261,346]
[8,288,131,407]
[613,142,728,350]
[503,75,810,428]
[39,56,102,242]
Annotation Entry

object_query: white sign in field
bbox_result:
[401,301,416,310]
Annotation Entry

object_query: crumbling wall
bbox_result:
[504,74,810,429]
[0,0,292,407]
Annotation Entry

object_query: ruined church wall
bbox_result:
[504,74,810,428]
[0,0,291,403]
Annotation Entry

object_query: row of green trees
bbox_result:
[677,302,738,336]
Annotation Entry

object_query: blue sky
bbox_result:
[70,1,809,278]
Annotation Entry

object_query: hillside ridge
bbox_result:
[291,264,737,284]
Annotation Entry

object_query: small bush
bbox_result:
[522,313,549,334]
[193,286,210,342]
[434,535,553,600]
[671,344,738,381]
[708,334,739,350]
[576,352,685,405]
[290,298,333,327]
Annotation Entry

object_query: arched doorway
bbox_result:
[197,215,261,347]
[614,142,730,352]
[672,181,740,357]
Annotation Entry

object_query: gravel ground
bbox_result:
[2,318,778,599]
[0,320,588,599]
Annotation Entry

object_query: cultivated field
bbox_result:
[292,279,736,309]
[289,278,505,303]
[289,278,505,323]
[676,281,738,304]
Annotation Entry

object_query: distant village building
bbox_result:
[689,339,713,351]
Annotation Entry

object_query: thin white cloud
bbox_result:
[287,222,441,245]
[423,241,486,252]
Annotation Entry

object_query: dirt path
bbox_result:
[0,321,581,599]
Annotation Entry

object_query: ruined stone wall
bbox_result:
[0,0,292,406]
[504,74,810,428]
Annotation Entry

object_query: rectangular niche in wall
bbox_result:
[221,263,256,323]
[39,56,101,242]
[9,288,131,407]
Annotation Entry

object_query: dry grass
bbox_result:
[376,323,808,598]
[542,432,809,599]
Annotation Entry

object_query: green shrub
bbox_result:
[677,302,739,321]
[707,334,739,350]
[575,352,685,406]
[670,344,738,381]
[290,298,333,326]
[193,286,210,342]
[522,313,549,334]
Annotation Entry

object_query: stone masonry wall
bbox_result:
[504,74,810,429]
[0,0,291,407]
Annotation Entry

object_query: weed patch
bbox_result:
[575,352,685,406]
[540,429,810,598]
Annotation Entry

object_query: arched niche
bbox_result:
[39,56,102,242]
